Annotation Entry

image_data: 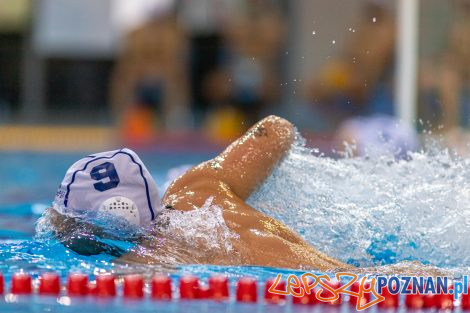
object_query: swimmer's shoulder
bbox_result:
[162,172,239,211]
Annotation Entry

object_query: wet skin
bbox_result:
[120,115,350,271]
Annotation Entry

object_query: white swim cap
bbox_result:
[54,148,160,226]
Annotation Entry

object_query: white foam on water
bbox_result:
[35,197,239,266]
[153,197,238,255]
[248,134,470,269]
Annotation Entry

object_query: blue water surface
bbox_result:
[0,151,316,313]
[0,148,463,312]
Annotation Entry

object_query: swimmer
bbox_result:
[48,116,349,271]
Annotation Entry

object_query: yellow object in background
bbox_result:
[321,61,353,91]
[205,106,245,142]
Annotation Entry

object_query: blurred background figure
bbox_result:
[111,0,189,146]
[417,0,470,155]
[0,0,27,123]
[420,0,470,128]
[177,0,232,128]
[1,0,470,156]
[203,0,286,141]
[307,0,395,131]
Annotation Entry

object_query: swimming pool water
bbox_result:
[1,142,470,312]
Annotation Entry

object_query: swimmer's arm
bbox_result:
[164,115,295,201]
[235,227,350,270]
[221,200,351,270]
[48,207,107,236]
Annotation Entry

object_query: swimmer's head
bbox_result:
[54,148,161,226]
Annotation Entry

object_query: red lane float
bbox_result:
[123,274,144,299]
[378,286,399,308]
[3,271,467,311]
[95,274,116,298]
[405,282,422,309]
[39,273,61,295]
[461,286,470,310]
[209,275,229,301]
[264,278,285,304]
[349,282,370,307]
[0,273,3,294]
[319,280,342,305]
[11,273,32,295]
[198,286,211,299]
[292,291,319,305]
[405,292,424,309]
[179,275,200,299]
[151,275,172,300]
[291,280,319,306]
[435,284,454,310]
[422,294,436,308]
[236,277,257,303]
[404,281,438,309]
[67,273,89,296]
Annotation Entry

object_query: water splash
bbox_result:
[248,134,470,270]
[33,197,239,272]
[128,197,240,266]
[156,197,238,253]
